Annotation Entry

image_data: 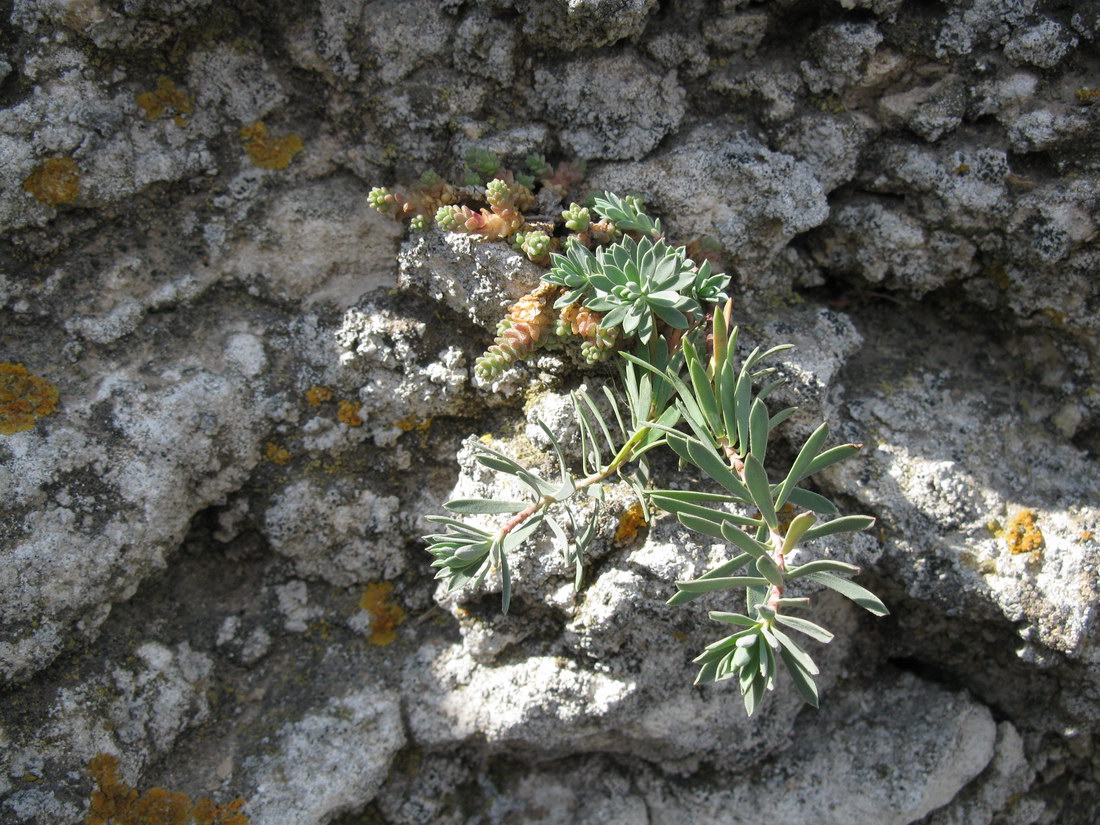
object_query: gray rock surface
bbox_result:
[2,1,1099,824]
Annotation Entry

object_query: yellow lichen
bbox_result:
[239,121,304,170]
[336,400,363,427]
[87,752,249,825]
[1075,88,1100,104]
[264,442,291,465]
[614,502,647,544]
[1005,510,1043,556]
[395,416,432,432]
[0,362,59,435]
[360,582,406,646]
[23,157,80,205]
[305,385,334,406]
[136,76,194,125]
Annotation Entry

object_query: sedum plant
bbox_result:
[374,164,887,715]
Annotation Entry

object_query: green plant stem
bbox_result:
[720,440,788,610]
[495,424,655,542]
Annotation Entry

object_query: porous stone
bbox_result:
[533,53,685,161]
[239,688,405,825]
[587,125,830,275]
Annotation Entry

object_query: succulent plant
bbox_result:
[562,202,591,233]
[543,238,601,308]
[519,230,552,262]
[584,235,703,344]
[368,186,395,213]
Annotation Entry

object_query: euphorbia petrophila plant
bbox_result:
[419,195,886,715]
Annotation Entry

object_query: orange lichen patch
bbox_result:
[136,75,194,125]
[953,163,970,175]
[87,753,249,825]
[1080,531,1093,542]
[1,362,59,435]
[360,581,406,646]
[614,502,648,544]
[305,385,334,406]
[264,442,291,465]
[1006,510,1043,556]
[336,400,363,427]
[395,416,431,432]
[22,157,80,205]
[239,121,304,170]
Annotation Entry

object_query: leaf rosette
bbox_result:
[584,235,701,344]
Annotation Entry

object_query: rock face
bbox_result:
[2,1,1098,824]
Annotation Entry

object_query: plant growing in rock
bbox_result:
[375,164,886,714]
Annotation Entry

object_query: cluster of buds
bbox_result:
[561,203,590,233]
[369,171,458,229]
[566,213,618,248]
[474,283,559,380]
[436,202,525,241]
[436,173,535,241]
[556,302,619,361]
[513,230,553,263]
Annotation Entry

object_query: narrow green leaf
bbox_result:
[768,406,797,431]
[718,356,738,446]
[775,613,834,643]
[677,512,730,542]
[667,553,751,605]
[674,575,771,593]
[501,513,544,553]
[734,360,753,454]
[585,387,620,453]
[719,521,769,559]
[699,628,756,655]
[775,596,811,609]
[536,419,570,484]
[780,511,817,555]
[695,659,720,685]
[708,611,757,626]
[745,343,794,371]
[775,421,829,510]
[801,443,862,479]
[685,338,722,437]
[665,432,752,501]
[785,559,861,578]
[803,571,889,616]
[784,487,838,514]
[648,489,740,504]
[801,515,876,542]
[453,543,491,561]
[649,494,761,528]
[743,454,777,529]
[757,378,786,402]
[710,305,729,377]
[749,397,770,462]
[746,584,768,619]
[755,553,784,588]
[474,453,525,475]
[778,644,820,707]
[743,671,766,716]
[424,515,492,537]
[600,386,628,441]
[572,395,600,477]
[770,626,820,674]
[445,498,528,515]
